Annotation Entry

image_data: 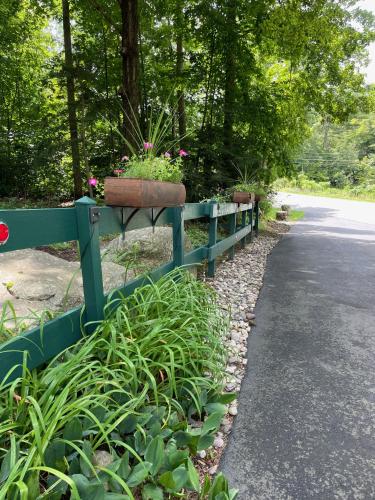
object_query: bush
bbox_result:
[0,270,237,499]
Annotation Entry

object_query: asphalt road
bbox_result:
[220,193,375,499]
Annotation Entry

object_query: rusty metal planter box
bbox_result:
[104,177,186,208]
[232,191,255,204]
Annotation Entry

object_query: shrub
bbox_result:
[0,270,237,499]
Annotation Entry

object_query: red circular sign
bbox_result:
[0,222,9,245]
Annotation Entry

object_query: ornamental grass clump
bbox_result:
[0,270,237,499]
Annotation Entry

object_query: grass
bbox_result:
[277,187,375,203]
[265,207,304,222]
[0,270,238,499]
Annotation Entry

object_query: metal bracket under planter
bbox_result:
[89,207,101,224]
[151,207,167,233]
[119,206,168,239]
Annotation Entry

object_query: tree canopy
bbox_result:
[0,0,374,201]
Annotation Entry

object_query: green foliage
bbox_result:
[0,270,237,499]
[1,0,374,200]
[121,155,183,183]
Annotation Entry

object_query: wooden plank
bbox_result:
[184,246,208,266]
[208,225,252,260]
[75,198,105,327]
[184,203,210,220]
[0,208,78,253]
[0,307,82,382]
[208,203,218,277]
[172,207,184,267]
[211,202,253,218]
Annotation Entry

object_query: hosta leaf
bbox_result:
[80,441,94,478]
[134,430,147,455]
[171,465,188,491]
[72,474,105,500]
[173,430,192,447]
[118,452,131,480]
[126,461,151,488]
[0,437,19,483]
[208,473,229,500]
[144,436,164,476]
[197,433,214,451]
[118,415,137,435]
[104,494,131,499]
[216,393,237,405]
[44,440,66,471]
[158,471,175,490]
[187,458,200,492]
[142,483,164,500]
[204,403,227,416]
[167,450,189,470]
[63,417,82,441]
[202,412,223,435]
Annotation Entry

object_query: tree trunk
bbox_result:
[62,0,82,199]
[120,0,140,154]
[175,1,186,143]
[222,0,237,181]
[176,36,186,142]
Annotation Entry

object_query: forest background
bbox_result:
[1,0,375,203]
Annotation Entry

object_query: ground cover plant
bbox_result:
[0,270,238,499]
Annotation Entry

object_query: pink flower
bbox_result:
[164,152,171,158]
[88,178,97,186]
[113,169,124,175]
[144,142,154,150]
[121,155,129,161]
[179,149,188,157]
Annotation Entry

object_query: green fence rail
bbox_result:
[0,197,259,381]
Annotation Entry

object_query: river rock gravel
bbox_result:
[195,220,290,480]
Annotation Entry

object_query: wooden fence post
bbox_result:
[208,201,218,277]
[241,210,247,248]
[172,206,184,267]
[75,197,105,327]
[228,211,236,260]
[254,200,259,236]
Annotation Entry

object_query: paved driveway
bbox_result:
[220,193,375,499]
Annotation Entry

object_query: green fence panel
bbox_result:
[0,199,259,383]
[0,307,82,381]
[75,198,105,327]
[0,208,78,253]
[208,224,253,260]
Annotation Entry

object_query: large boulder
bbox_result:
[0,226,195,332]
[102,226,192,270]
[0,249,126,327]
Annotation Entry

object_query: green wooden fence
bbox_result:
[0,197,259,381]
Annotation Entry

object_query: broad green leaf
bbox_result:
[158,471,175,490]
[80,441,93,478]
[44,440,66,471]
[144,436,164,476]
[118,452,131,480]
[126,462,151,488]
[167,450,189,470]
[63,417,82,441]
[204,403,227,416]
[187,458,200,492]
[197,434,215,451]
[142,483,164,500]
[118,415,137,435]
[71,474,105,500]
[171,465,188,491]
[216,394,238,405]
[202,412,223,435]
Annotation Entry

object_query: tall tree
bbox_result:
[120,0,140,153]
[62,0,82,198]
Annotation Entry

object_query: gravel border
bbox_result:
[196,220,290,478]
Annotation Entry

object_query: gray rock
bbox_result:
[93,450,113,468]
